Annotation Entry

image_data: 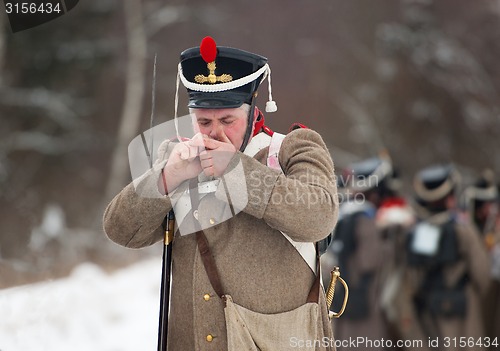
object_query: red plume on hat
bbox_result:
[194,36,232,84]
[200,36,217,63]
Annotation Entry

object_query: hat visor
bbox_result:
[187,90,253,109]
[188,97,244,109]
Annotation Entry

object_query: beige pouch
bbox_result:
[224,295,320,351]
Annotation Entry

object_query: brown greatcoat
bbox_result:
[332,210,388,351]
[399,213,491,351]
[103,128,339,351]
[478,223,500,349]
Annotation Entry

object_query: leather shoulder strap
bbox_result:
[189,178,225,298]
[196,230,225,298]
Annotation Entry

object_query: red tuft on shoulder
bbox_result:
[200,36,217,63]
[289,122,308,132]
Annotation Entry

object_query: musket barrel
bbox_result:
[158,211,175,351]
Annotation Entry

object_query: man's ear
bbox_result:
[250,107,261,136]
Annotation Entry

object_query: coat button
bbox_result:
[193,210,199,220]
[203,294,211,301]
[206,334,214,342]
[209,218,216,225]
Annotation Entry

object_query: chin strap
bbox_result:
[239,93,258,152]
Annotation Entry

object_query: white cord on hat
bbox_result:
[265,66,277,113]
[179,62,267,92]
[176,62,278,113]
[174,69,181,140]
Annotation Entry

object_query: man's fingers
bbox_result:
[188,133,205,147]
[202,138,220,150]
[199,149,211,160]
[203,165,215,177]
[199,150,213,170]
[216,127,231,143]
[179,144,190,160]
[178,143,199,161]
[200,157,212,169]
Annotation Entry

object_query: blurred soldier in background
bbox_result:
[374,165,415,346]
[464,169,498,249]
[405,164,490,351]
[329,156,399,350]
[464,170,500,348]
[492,184,500,344]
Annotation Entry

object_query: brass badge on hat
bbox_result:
[195,36,233,84]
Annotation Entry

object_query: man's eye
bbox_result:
[198,121,211,126]
[221,119,233,125]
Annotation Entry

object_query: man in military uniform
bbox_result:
[405,164,490,351]
[329,156,399,350]
[464,170,499,249]
[464,170,500,348]
[373,165,416,347]
[103,37,338,350]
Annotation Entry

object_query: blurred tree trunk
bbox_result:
[104,0,147,203]
[0,11,5,87]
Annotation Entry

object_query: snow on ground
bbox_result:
[0,258,163,351]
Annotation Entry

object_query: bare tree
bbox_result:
[104,0,148,202]
[0,10,5,87]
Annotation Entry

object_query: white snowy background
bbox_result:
[0,258,163,351]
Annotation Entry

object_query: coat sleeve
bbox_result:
[102,140,174,249]
[354,215,384,273]
[457,224,491,295]
[217,128,338,242]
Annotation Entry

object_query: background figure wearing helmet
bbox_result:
[328,156,410,350]
[463,170,500,349]
[404,164,490,351]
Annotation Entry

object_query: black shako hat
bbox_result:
[345,156,393,193]
[413,164,460,203]
[461,169,498,216]
[177,36,277,112]
[467,169,498,203]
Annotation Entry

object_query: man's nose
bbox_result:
[209,124,222,140]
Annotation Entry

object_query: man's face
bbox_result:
[476,201,498,222]
[191,107,252,150]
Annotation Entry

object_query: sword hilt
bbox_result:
[325,266,349,319]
